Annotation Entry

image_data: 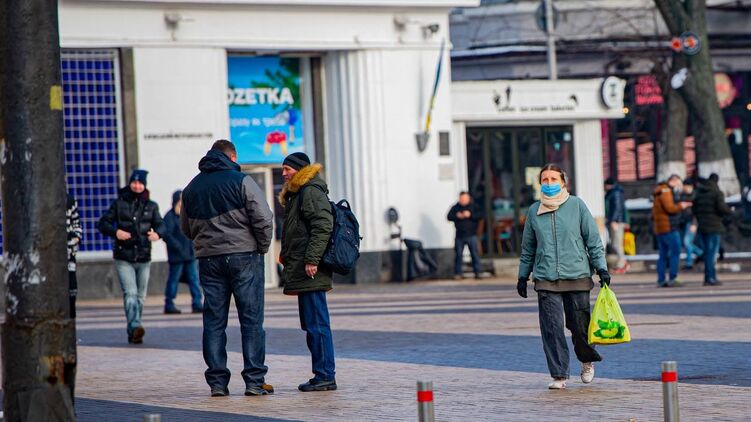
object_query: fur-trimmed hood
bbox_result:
[278,163,325,206]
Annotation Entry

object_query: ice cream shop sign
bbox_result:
[227,56,305,164]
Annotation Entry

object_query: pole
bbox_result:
[661,361,680,422]
[143,415,162,422]
[416,381,435,422]
[0,1,77,421]
[544,0,558,80]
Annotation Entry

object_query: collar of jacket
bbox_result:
[120,186,150,202]
[278,163,323,206]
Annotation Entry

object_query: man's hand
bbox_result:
[147,229,160,242]
[689,224,697,234]
[305,264,318,278]
[680,202,692,209]
[71,237,81,245]
[116,229,132,241]
[516,277,528,298]
[597,269,611,287]
[463,210,472,218]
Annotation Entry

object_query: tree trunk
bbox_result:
[658,86,688,181]
[0,1,77,420]
[654,0,740,195]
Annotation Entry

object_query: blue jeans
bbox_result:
[656,231,681,283]
[199,252,267,389]
[298,291,336,381]
[114,260,151,336]
[165,260,203,310]
[681,226,703,267]
[537,290,601,378]
[454,235,481,275]
[699,233,721,282]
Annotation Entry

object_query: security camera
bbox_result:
[424,23,440,34]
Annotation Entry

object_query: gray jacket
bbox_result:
[181,149,273,258]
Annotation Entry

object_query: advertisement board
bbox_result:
[227,56,305,164]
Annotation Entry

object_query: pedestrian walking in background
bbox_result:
[651,175,691,287]
[67,193,83,319]
[98,169,163,344]
[693,173,734,286]
[517,163,610,390]
[161,190,203,314]
[678,179,703,270]
[278,152,338,392]
[181,140,274,397]
[447,192,483,279]
[604,177,629,274]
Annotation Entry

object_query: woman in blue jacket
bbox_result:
[517,164,611,390]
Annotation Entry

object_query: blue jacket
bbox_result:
[518,196,607,282]
[181,149,273,258]
[605,184,626,224]
[162,209,195,263]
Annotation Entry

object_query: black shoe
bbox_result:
[129,326,145,344]
[245,384,274,396]
[703,280,723,286]
[210,386,229,397]
[298,378,337,392]
[192,306,204,314]
[164,307,182,314]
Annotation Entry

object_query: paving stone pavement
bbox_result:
[5,272,751,421]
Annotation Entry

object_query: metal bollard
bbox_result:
[661,361,679,422]
[143,414,162,422]
[416,381,435,422]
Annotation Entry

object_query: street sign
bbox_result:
[680,31,701,55]
[535,1,560,32]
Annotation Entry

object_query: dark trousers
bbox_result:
[165,260,203,310]
[699,233,721,282]
[199,252,267,389]
[656,231,681,283]
[298,291,336,381]
[454,235,481,276]
[69,270,77,319]
[537,290,602,379]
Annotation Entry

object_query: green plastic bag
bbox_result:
[588,284,631,345]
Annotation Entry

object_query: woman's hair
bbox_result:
[538,163,568,184]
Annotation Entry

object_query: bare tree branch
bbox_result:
[653,0,691,34]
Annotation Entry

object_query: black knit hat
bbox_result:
[129,169,148,186]
[283,152,311,171]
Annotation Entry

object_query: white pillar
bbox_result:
[573,119,605,219]
[323,50,389,253]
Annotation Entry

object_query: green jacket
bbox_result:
[280,164,334,295]
[518,196,607,282]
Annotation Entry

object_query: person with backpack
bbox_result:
[279,152,337,392]
[693,174,734,286]
[516,164,610,390]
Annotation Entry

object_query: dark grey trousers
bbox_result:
[537,290,602,379]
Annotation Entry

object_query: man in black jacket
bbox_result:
[448,192,482,279]
[604,178,629,273]
[98,169,163,344]
[181,140,274,398]
[161,190,203,314]
[693,174,734,286]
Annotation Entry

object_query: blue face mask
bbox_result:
[541,182,562,197]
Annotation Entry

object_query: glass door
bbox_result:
[465,126,574,257]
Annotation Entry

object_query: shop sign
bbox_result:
[601,76,625,109]
[227,56,304,164]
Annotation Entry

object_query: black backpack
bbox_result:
[299,185,361,275]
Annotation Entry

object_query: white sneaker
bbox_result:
[548,378,567,389]
[581,362,595,384]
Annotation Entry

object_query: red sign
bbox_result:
[635,75,663,106]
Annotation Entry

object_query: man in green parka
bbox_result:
[279,152,337,392]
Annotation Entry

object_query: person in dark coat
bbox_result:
[604,177,629,273]
[161,190,203,314]
[181,140,274,397]
[67,193,83,319]
[678,179,703,270]
[447,192,483,279]
[278,152,337,392]
[98,169,163,344]
[692,174,734,286]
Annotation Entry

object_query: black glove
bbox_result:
[517,277,528,298]
[597,269,611,287]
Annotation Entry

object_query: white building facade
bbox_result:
[45,0,478,293]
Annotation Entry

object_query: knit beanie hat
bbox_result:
[129,169,148,186]
[282,152,311,171]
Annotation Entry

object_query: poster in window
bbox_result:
[227,56,304,164]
